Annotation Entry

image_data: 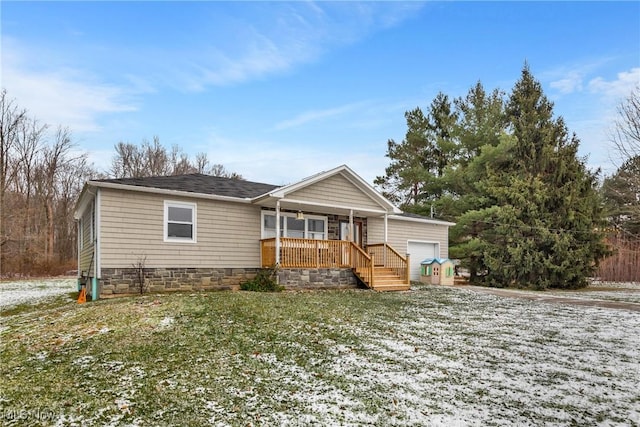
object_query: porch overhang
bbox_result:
[253,196,392,218]
[250,164,402,216]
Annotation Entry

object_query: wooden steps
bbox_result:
[354,267,410,292]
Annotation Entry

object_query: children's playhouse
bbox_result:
[420,258,455,285]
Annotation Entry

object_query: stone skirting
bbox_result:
[98,267,359,296]
[99,267,260,295]
[277,268,358,290]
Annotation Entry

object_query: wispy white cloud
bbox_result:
[550,71,584,94]
[2,38,137,132]
[2,2,425,128]
[273,98,412,132]
[588,67,640,98]
[545,59,611,95]
[164,2,425,91]
[273,101,370,131]
[546,65,639,175]
[547,60,639,100]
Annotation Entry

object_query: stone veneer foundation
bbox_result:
[99,267,260,295]
[277,268,358,290]
[99,267,359,296]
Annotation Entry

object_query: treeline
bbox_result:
[0,90,93,276]
[598,88,640,282]
[376,65,627,289]
[0,89,240,277]
[110,137,242,179]
[597,234,640,283]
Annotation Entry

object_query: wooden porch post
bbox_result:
[275,200,281,265]
[405,254,411,285]
[384,213,388,266]
[349,209,354,242]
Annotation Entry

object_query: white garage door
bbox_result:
[407,241,438,281]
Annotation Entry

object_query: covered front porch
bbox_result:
[252,166,410,291]
[260,237,410,291]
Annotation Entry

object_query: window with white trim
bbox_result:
[261,211,327,240]
[164,201,197,242]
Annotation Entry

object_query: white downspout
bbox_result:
[93,189,101,301]
[275,200,281,265]
[76,218,81,291]
[95,189,101,279]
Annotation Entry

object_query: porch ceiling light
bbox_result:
[296,210,304,220]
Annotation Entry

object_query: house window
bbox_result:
[263,214,283,238]
[308,219,325,240]
[164,201,196,243]
[261,211,327,240]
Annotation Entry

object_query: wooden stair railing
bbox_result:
[366,243,410,286]
[350,242,374,288]
[260,238,410,291]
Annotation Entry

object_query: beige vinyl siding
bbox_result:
[79,202,95,275]
[367,217,449,258]
[99,188,262,269]
[288,174,384,211]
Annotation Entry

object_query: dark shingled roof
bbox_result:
[397,212,430,220]
[93,174,280,199]
[397,212,455,224]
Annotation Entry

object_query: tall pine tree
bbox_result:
[375,92,456,209]
[378,66,607,288]
[457,66,608,289]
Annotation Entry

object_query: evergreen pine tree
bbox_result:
[601,155,640,236]
[469,65,608,288]
[375,92,456,210]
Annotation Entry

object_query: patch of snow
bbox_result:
[34,351,48,361]
[0,278,77,309]
[159,316,174,328]
[72,355,95,367]
[589,281,640,289]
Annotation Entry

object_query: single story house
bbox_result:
[74,164,454,299]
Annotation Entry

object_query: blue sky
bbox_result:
[2,1,639,185]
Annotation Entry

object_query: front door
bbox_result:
[340,221,363,247]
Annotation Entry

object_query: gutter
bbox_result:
[388,214,456,227]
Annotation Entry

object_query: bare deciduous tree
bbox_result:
[0,89,96,276]
[194,152,209,173]
[612,85,640,162]
[209,163,243,179]
[110,138,243,179]
[36,126,77,262]
[0,89,28,275]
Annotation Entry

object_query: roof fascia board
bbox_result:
[278,197,388,215]
[336,167,401,213]
[388,214,456,226]
[74,184,96,219]
[88,181,252,204]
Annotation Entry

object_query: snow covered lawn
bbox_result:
[0,278,77,310]
[1,286,638,426]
